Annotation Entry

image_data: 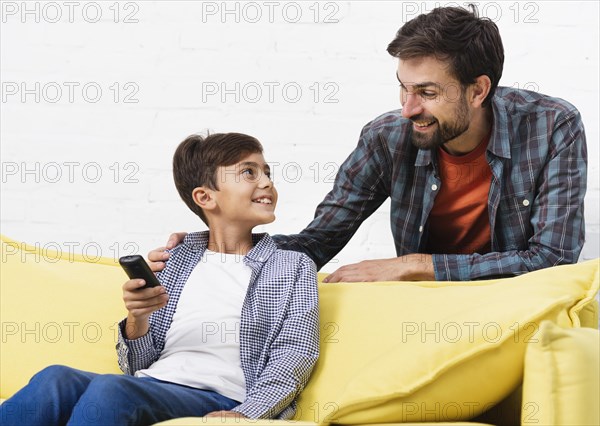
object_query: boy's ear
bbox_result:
[191,187,217,211]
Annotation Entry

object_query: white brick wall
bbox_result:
[1,1,598,271]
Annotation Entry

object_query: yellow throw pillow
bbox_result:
[0,236,127,399]
[296,260,599,424]
[522,320,600,426]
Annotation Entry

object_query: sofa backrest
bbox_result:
[1,236,126,398]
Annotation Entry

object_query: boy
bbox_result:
[0,133,319,424]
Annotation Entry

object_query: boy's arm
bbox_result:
[116,319,160,375]
[232,255,320,419]
[116,277,169,375]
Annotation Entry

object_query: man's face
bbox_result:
[211,152,278,228]
[397,57,472,150]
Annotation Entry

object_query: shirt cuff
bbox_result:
[432,254,472,281]
[118,318,152,346]
[117,318,155,373]
[230,400,274,419]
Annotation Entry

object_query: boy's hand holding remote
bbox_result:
[122,279,168,340]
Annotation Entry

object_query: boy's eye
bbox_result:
[240,165,272,181]
[241,167,261,181]
[241,168,254,179]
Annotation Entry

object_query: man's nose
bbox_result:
[401,93,423,119]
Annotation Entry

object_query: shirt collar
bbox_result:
[182,231,277,265]
[488,89,512,159]
[415,146,433,167]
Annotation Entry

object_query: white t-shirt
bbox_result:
[135,250,252,402]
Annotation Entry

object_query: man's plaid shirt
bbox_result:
[274,86,587,280]
[116,232,319,419]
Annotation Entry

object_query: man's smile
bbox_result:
[412,119,437,131]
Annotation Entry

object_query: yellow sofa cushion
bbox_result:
[0,236,126,398]
[521,320,600,425]
[295,260,599,424]
[1,235,598,425]
[155,420,491,426]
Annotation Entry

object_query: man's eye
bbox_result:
[242,168,255,176]
[420,91,437,99]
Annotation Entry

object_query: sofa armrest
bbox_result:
[522,321,600,425]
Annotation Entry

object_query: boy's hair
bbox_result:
[386,4,504,107]
[173,132,263,225]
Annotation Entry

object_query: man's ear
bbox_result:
[192,187,217,211]
[470,75,492,108]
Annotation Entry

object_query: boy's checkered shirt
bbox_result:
[116,231,319,419]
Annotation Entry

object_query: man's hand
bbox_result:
[205,411,247,418]
[147,232,187,273]
[323,254,435,283]
[122,279,169,339]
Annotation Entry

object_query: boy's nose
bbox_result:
[258,172,272,188]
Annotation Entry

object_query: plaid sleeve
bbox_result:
[273,122,392,270]
[232,255,320,419]
[116,318,160,375]
[433,109,587,280]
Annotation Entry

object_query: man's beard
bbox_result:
[410,96,470,150]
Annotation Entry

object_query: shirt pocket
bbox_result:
[497,191,534,250]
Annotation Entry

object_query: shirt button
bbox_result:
[431,184,438,191]
[259,257,264,261]
[419,226,424,233]
[522,199,530,207]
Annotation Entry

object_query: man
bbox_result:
[150,5,587,282]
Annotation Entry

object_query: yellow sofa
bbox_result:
[1,235,599,426]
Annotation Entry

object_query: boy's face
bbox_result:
[210,152,278,228]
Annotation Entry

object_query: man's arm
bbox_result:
[152,111,585,283]
[273,123,391,270]
[231,255,320,419]
[432,109,587,281]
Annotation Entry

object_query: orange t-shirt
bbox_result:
[426,134,492,255]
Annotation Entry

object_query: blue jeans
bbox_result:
[0,365,240,425]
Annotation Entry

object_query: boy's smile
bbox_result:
[252,195,273,204]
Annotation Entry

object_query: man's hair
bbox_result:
[172,132,263,225]
[387,5,504,107]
